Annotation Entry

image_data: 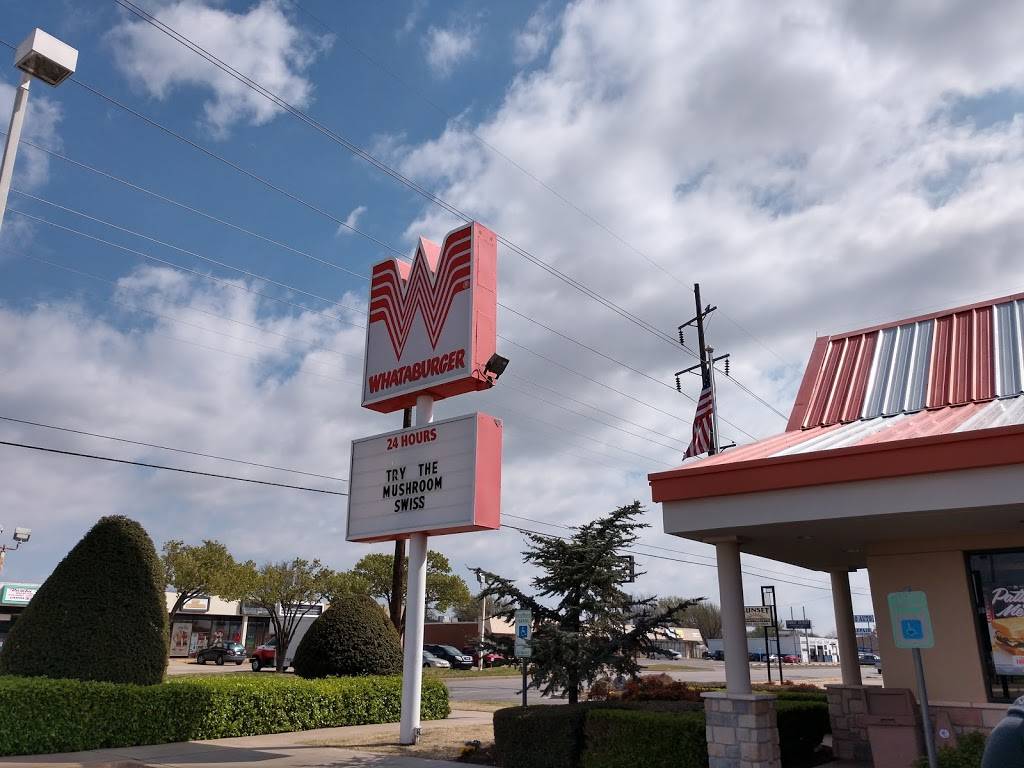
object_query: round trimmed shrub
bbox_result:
[0,515,167,684]
[292,595,402,678]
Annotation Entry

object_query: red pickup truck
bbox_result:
[250,637,286,671]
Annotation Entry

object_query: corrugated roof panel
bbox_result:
[841,331,876,422]
[949,310,974,404]
[995,300,1024,397]
[802,338,846,428]
[929,315,953,408]
[956,395,1024,432]
[883,323,916,416]
[821,336,860,425]
[775,413,909,456]
[863,326,897,419]
[975,305,995,401]
[905,320,934,412]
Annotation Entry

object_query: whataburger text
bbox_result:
[366,348,466,395]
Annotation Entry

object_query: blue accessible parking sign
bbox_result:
[888,591,934,649]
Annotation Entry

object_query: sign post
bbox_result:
[347,221,503,746]
[888,590,937,768]
[515,609,532,707]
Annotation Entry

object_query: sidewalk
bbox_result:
[1,711,492,768]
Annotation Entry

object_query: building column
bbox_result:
[830,570,862,686]
[716,539,751,693]
[239,614,249,647]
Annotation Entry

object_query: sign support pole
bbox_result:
[913,648,938,768]
[399,395,435,745]
[522,659,528,707]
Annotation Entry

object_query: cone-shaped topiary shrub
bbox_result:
[0,515,167,684]
[292,594,402,678]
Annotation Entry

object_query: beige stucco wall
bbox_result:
[867,531,1024,704]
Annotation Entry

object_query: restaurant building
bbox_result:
[649,293,1024,767]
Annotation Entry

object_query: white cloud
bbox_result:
[336,205,367,236]
[107,0,332,138]
[514,4,555,66]
[423,25,476,78]
[397,0,426,39]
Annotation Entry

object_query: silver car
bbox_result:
[423,650,451,669]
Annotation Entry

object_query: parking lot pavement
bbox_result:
[166,658,253,676]
[442,658,882,702]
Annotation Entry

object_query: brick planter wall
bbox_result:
[826,684,872,763]
[702,691,781,768]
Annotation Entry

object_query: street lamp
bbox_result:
[476,571,486,671]
[0,28,78,235]
[0,525,33,575]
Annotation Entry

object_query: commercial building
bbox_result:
[0,582,320,656]
[706,633,840,663]
[650,292,1024,766]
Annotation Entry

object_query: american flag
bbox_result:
[683,385,715,458]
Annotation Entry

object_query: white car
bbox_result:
[423,650,451,669]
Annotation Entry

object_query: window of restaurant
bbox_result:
[967,549,1024,702]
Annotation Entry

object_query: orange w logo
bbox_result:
[369,224,474,359]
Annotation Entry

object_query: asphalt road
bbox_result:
[443,659,883,702]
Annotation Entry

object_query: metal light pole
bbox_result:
[477,571,486,672]
[0,29,78,235]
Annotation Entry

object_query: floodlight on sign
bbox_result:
[15,29,78,86]
[12,527,31,543]
[484,353,509,382]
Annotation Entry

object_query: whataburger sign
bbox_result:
[361,221,497,413]
[347,221,502,542]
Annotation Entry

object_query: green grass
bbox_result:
[425,665,523,678]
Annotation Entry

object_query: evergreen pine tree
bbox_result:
[476,501,697,703]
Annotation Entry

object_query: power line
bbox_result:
[8,137,732,436]
[0,439,347,495]
[0,415,347,483]
[0,38,781,436]
[501,513,870,594]
[111,0,682,351]
[9,184,713,439]
[104,3,788,425]
[293,0,791,369]
[499,522,869,595]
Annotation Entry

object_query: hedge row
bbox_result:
[583,708,707,768]
[494,698,829,768]
[0,674,450,756]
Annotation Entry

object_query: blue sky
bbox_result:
[3,0,1024,633]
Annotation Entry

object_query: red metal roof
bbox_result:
[787,292,1024,431]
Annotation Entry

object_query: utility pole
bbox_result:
[390,407,413,635]
[676,283,732,455]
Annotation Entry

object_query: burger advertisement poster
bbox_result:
[988,586,1024,675]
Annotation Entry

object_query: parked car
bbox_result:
[782,654,801,664]
[251,637,287,671]
[858,652,880,665]
[748,652,763,662]
[648,647,683,660]
[462,648,508,667]
[196,642,246,666]
[711,649,725,661]
[424,644,474,669]
[423,650,450,669]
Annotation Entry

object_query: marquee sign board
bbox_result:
[346,412,502,543]
[361,222,497,413]
[744,606,774,627]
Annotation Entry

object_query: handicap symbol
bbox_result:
[517,626,529,639]
[901,619,923,640]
